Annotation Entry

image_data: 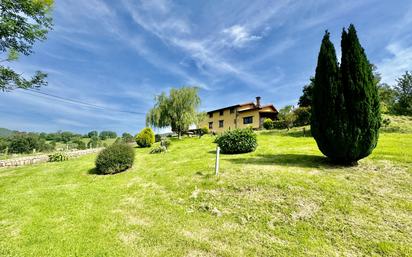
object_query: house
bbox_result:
[199,97,278,133]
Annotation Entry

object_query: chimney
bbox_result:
[256,96,261,108]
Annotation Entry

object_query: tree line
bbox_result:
[298,69,412,116]
[0,130,135,155]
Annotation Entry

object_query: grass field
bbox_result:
[0,126,411,256]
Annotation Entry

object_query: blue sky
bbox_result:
[1,0,412,134]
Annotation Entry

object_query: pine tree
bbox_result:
[311,25,381,165]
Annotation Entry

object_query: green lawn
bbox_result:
[0,129,411,256]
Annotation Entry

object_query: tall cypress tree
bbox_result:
[339,25,380,163]
[311,31,345,162]
[311,25,380,165]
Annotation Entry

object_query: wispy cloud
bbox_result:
[222,25,262,47]
[2,0,411,134]
[378,43,412,85]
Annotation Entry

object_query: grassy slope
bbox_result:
[0,131,411,256]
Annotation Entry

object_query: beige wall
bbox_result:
[198,108,262,133]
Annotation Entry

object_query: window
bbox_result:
[219,120,224,128]
[230,108,235,114]
[219,110,224,116]
[209,122,213,129]
[243,116,253,124]
[209,113,213,118]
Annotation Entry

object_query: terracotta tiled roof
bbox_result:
[207,102,278,114]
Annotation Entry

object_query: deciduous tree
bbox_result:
[146,87,201,139]
[392,71,412,115]
[0,0,53,91]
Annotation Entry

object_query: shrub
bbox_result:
[73,139,86,150]
[272,120,287,129]
[263,118,273,130]
[87,136,101,148]
[114,137,122,144]
[155,134,162,142]
[48,152,68,162]
[121,133,134,143]
[95,143,135,175]
[293,106,311,127]
[87,131,98,138]
[150,145,167,154]
[135,128,155,147]
[8,133,47,154]
[200,127,209,135]
[214,128,257,154]
[160,137,171,149]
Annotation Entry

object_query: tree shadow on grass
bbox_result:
[226,154,335,169]
[88,168,100,175]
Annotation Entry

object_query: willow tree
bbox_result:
[0,0,54,91]
[146,87,201,139]
[311,25,380,165]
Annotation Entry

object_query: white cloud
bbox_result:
[140,0,170,13]
[55,119,89,128]
[222,25,261,47]
[378,43,412,85]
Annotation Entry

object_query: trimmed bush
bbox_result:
[272,120,287,129]
[95,143,135,174]
[150,145,167,154]
[263,118,273,130]
[214,128,257,154]
[48,152,68,162]
[135,128,155,147]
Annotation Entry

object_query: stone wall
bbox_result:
[0,148,103,168]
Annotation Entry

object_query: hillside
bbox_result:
[0,128,410,256]
[0,128,15,137]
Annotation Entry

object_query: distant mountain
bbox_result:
[0,128,15,137]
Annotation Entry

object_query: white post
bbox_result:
[215,146,220,176]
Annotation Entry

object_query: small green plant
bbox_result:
[160,137,171,149]
[263,118,273,130]
[48,152,69,162]
[214,128,257,154]
[95,144,135,175]
[150,145,167,154]
[135,128,155,147]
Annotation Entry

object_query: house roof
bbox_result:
[238,104,278,113]
[207,102,278,114]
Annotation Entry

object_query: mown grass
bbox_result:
[0,128,411,256]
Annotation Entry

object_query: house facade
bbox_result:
[199,97,278,133]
